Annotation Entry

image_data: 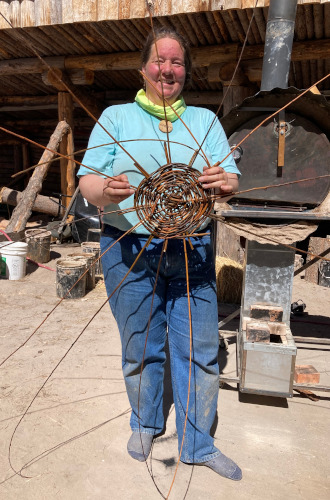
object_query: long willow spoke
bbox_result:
[137,239,168,499]
[219,72,330,166]
[197,0,259,156]
[11,139,205,180]
[140,71,211,168]
[0,14,149,179]
[147,6,172,164]
[7,232,153,478]
[208,174,330,200]
[0,125,129,184]
[1,408,132,485]
[166,238,193,500]
[0,221,143,369]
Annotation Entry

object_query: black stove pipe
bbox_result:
[260,0,298,91]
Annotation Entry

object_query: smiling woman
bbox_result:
[142,37,186,105]
[78,26,241,484]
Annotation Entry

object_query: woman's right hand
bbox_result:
[79,173,134,208]
[102,174,135,204]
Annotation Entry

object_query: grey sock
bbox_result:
[204,452,242,481]
[127,432,153,462]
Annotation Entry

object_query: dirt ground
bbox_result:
[0,242,329,500]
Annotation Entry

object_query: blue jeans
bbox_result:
[101,225,220,463]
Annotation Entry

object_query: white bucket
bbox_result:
[0,241,28,280]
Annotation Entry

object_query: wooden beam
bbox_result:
[1,85,328,117]
[209,62,249,85]
[0,91,225,115]
[42,69,67,91]
[2,118,93,129]
[69,68,94,85]
[0,104,59,112]
[42,68,94,86]
[241,59,262,83]
[0,95,58,106]
[0,55,66,76]
[40,67,103,117]
[0,39,329,75]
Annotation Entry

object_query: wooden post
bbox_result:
[214,202,244,264]
[214,64,254,262]
[6,121,70,233]
[58,92,75,213]
[305,237,330,284]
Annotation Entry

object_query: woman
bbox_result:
[78,27,241,481]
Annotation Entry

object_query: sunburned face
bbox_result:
[142,38,186,106]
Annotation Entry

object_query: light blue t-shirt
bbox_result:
[78,102,240,233]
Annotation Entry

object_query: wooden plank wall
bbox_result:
[0,0,329,29]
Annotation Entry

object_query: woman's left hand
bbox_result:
[198,163,238,201]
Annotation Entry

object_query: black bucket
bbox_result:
[81,241,102,276]
[56,259,86,299]
[87,228,101,242]
[67,252,96,290]
[25,228,51,263]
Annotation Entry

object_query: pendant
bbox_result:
[159,120,173,133]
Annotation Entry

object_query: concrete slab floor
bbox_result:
[0,243,329,500]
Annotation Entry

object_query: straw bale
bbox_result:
[215,256,243,304]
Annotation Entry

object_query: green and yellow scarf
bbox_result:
[135,89,187,122]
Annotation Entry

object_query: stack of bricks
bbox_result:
[245,304,286,344]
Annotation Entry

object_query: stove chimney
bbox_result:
[260,0,298,91]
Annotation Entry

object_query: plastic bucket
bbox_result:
[0,241,28,280]
[56,259,86,299]
[25,228,52,263]
[81,241,102,276]
[67,252,96,290]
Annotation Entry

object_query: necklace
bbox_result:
[158,120,173,133]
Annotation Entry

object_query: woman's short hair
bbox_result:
[141,26,192,86]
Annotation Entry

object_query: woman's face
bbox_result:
[142,37,186,106]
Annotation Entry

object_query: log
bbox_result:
[0,39,329,75]
[6,121,70,233]
[0,187,60,216]
[58,92,76,212]
[1,90,226,113]
[3,117,93,129]
[41,67,102,118]
[241,59,263,83]
[69,68,94,85]
[0,94,58,107]
[216,62,248,85]
[42,68,94,86]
